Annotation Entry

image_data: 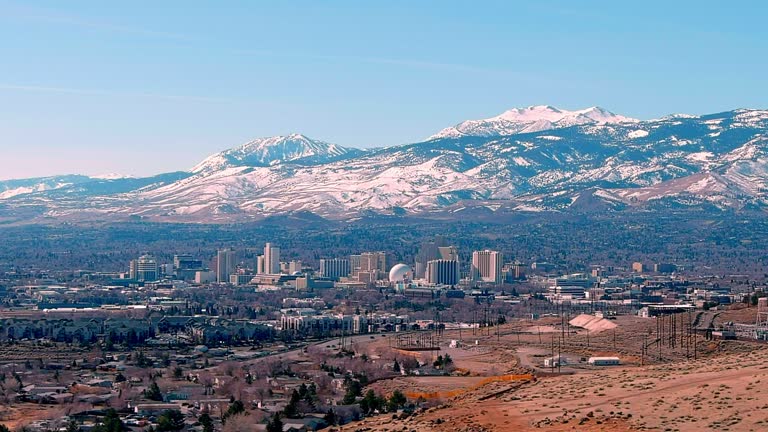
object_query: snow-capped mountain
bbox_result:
[0,175,95,200]
[191,133,364,174]
[2,107,768,224]
[428,105,637,140]
[0,172,189,201]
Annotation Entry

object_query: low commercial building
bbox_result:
[133,403,181,415]
[543,356,567,368]
[588,356,620,366]
[195,271,216,284]
[229,273,255,286]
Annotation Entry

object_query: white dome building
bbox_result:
[389,263,412,283]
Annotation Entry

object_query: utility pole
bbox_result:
[496,311,500,342]
[658,331,662,362]
[656,313,663,364]
[680,312,685,348]
[550,333,555,373]
[560,302,565,350]
[694,332,697,360]
[487,305,492,337]
[671,313,675,349]
[686,309,691,359]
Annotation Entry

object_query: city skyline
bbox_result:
[3,3,768,431]
[2,1,767,179]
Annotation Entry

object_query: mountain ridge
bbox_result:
[2,106,768,224]
[191,133,365,174]
[428,105,638,140]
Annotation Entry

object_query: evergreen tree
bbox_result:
[341,376,362,404]
[13,372,23,391]
[92,409,124,432]
[266,414,283,432]
[65,420,81,432]
[283,390,301,418]
[323,408,337,426]
[433,355,444,368]
[198,413,214,432]
[222,400,246,423]
[156,410,185,431]
[387,390,407,412]
[144,381,163,401]
[360,389,384,414]
[306,382,318,402]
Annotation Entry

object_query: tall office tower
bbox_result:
[357,251,391,281]
[472,250,503,284]
[256,255,266,274]
[514,262,526,280]
[216,248,237,283]
[359,253,374,272]
[438,246,459,261]
[264,243,281,274]
[360,252,389,272]
[319,258,351,280]
[130,254,159,282]
[415,236,448,278]
[426,259,460,286]
[173,255,203,270]
[173,254,204,280]
[173,254,193,270]
[350,254,362,276]
[288,260,303,274]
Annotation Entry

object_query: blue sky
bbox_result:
[1,0,766,179]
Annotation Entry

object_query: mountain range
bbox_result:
[2,105,768,224]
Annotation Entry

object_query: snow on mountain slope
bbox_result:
[107,111,768,219]
[191,133,363,174]
[599,169,767,211]
[0,172,191,207]
[126,148,506,219]
[429,105,637,140]
[92,173,134,180]
[4,108,768,222]
[0,175,97,199]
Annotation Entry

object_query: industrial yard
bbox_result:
[339,308,768,432]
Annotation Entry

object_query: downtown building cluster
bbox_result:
[123,237,515,292]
